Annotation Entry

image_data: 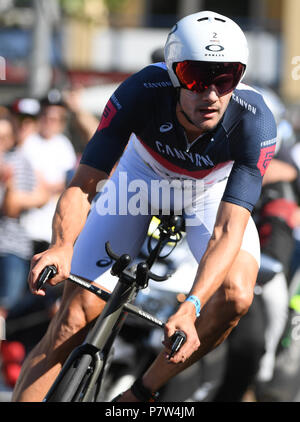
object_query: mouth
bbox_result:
[197,108,218,118]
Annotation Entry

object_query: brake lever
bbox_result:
[168,330,187,360]
[36,265,58,291]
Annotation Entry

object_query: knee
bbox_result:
[222,274,254,319]
[48,287,104,349]
[47,304,87,350]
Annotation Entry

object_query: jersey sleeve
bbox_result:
[222,106,277,212]
[80,68,153,175]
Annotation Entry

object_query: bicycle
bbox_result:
[36,214,187,402]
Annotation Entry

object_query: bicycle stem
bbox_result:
[67,274,165,328]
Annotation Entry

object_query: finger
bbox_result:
[164,321,177,341]
[167,335,200,364]
[28,270,46,296]
[47,268,69,286]
[28,269,46,296]
[29,257,53,293]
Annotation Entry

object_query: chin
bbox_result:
[197,120,218,132]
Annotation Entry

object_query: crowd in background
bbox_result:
[0,88,98,388]
[1,73,300,401]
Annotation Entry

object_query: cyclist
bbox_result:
[12,11,277,402]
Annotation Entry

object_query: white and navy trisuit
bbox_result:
[71,63,277,291]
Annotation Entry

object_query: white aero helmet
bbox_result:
[165,10,249,90]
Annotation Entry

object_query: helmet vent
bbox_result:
[214,18,226,22]
[197,17,209,22]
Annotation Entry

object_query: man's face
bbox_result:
[39,105,67,139]
[178,86,232,133]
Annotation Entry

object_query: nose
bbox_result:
[202,84,219,102]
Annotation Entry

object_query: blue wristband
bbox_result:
[185,295,201,317]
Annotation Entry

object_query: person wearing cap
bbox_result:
[11,98,40,148]
[17,91,77,255]
[13,11,278,402]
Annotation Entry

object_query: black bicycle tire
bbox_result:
[46,353,93,402]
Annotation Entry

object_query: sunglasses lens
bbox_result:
[175,61,245,95]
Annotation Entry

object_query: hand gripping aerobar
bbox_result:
[35,251,186,358]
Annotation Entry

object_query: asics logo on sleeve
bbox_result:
[160,122,173,133]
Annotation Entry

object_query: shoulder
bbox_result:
[231,83,277,139]
[114,63,173,101]
[22,133,41,148]
[128,62,172,86]
[224,83,277,161]
[103,63,175,124]
[138,62,173,89]
[52,133,74,147]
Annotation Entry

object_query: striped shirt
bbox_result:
[0,148,36,259]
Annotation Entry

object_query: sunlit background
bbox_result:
[1,1,300,402]
[0,0,299,130]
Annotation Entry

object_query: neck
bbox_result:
[176,102,204,143]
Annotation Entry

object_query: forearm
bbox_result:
[183,202,251,316]
[163,217,247,365]
[50,186,91,248]
[189,228,242,307]
[50,164,108,248]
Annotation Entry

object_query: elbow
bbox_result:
[211,220,244,247]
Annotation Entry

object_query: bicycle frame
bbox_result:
[43,214,186,402]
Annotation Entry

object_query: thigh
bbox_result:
[71,164,152,291]
[185,186,260,268]
[71,210,151,291]
[223,249,259,300]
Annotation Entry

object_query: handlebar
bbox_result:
[35,265,187,358]
[35,265,57,291]
[105,242,170,283]
[168,330,187,360]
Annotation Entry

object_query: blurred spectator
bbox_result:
[150,47,165,63]
[63,87,99,148]
[0,106,12,120]
[0,116,33,319]
[11,97,40,147]
[19,90,77,254]
[0,115,50,387]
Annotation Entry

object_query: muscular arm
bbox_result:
[51,164,108,248]
[28,164,108,294]
[165,201,251,358]
[187,201,251,308]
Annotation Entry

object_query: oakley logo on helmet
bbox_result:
[205,45,224,52]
